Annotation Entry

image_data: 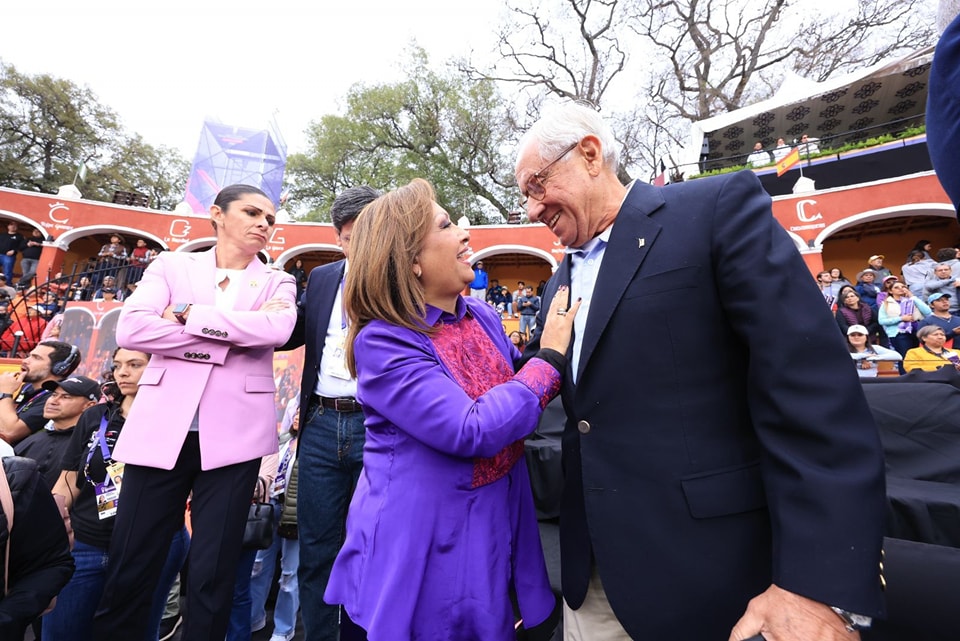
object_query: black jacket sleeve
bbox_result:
[0,457,74,638]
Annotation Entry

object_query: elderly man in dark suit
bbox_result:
[928,6,960,220]
[517,102,886,641]
[282,186,379,641]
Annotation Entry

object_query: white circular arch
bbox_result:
[173,239,273,265]
[53,225,169,252]
[276,244,342,268]
[174,237,217,253]
[783,229,808,252]
[812,203,956,250]
[0,210,53,238]
[469,244,558,270]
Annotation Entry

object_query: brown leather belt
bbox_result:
[312,394,363,413]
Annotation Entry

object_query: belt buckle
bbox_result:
[334,398,355,412]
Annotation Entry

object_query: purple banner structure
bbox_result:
[184,120,287,213]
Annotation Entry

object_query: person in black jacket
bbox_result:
[0,223,24,285]
[0,456,74,638]
[46,348,187,641]
[19,229,44,288]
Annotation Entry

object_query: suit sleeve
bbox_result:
[0,460,74,635]
[356,323,560,458]
[116,253,296,363]
[927,11,960,216]
[279,268,317,352]
[184,273,297,348]
[279,304,306,352]
[710,171,886,615]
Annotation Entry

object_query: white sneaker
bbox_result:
[269,632,295,641]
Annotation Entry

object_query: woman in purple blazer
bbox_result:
[91,185,297,641]
[324,179,579,640]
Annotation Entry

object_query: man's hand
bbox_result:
[52,493,74,550]
[0,371,21,395]
[729,584,859,641]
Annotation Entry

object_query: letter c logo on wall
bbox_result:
[49,202,70,224]
[169,219,192,237]
[796,199,823,223]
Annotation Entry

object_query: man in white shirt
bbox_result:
[747,141,771,167]
[281,186,380,641]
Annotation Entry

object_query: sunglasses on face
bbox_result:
[519,142,579,208]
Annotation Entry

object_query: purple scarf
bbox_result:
[840,305,872,327]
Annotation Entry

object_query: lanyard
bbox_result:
[84,414,112,484]
[15,387,49,413]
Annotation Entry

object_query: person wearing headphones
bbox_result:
[0,341,81,446]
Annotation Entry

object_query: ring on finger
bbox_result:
[556,310,567,316]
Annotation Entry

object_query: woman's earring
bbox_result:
[414,266,422,278]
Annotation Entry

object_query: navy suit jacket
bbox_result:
[928,11,960,217]
[526,171,886,638]
[283,259,345,431]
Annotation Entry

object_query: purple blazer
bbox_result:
[325,297,558,639]
[113,249,296,470]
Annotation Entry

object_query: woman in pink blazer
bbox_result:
[91,184,297,641]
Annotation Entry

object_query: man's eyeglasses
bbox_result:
[519,142,579,207]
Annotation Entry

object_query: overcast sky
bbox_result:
[2,0,505,160]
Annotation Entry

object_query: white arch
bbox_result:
[469,244,558,270]
[783,230,808,252]
[173,239,273,265]
[812,203,956,249]
[276,244,342,268]
[53,225,169,252]
[0,210,49,237]
[174,237,217,253]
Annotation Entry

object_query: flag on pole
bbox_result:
[75,162,88,183]
[775,147,800,177]
[652,159,667,186]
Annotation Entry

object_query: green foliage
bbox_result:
[0,61,188,208]
[288,47,519,225]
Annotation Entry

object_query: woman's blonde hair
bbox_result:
[344,178,437,376]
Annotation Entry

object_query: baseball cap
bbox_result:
[928,292,952,303]
[869,255,885,261]
[847,324,869,335]
[42,376,101,401]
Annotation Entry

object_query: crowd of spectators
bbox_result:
[830,244,960,377]
[0,233,160,358]
[746,133,821,168]
[3,218,959,639]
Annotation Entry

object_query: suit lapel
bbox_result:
[312,261,345,350]
[233,257,272,311]
[190,249,218,306]
[576,185,664,383]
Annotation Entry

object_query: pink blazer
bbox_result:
[113,249,297,470]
